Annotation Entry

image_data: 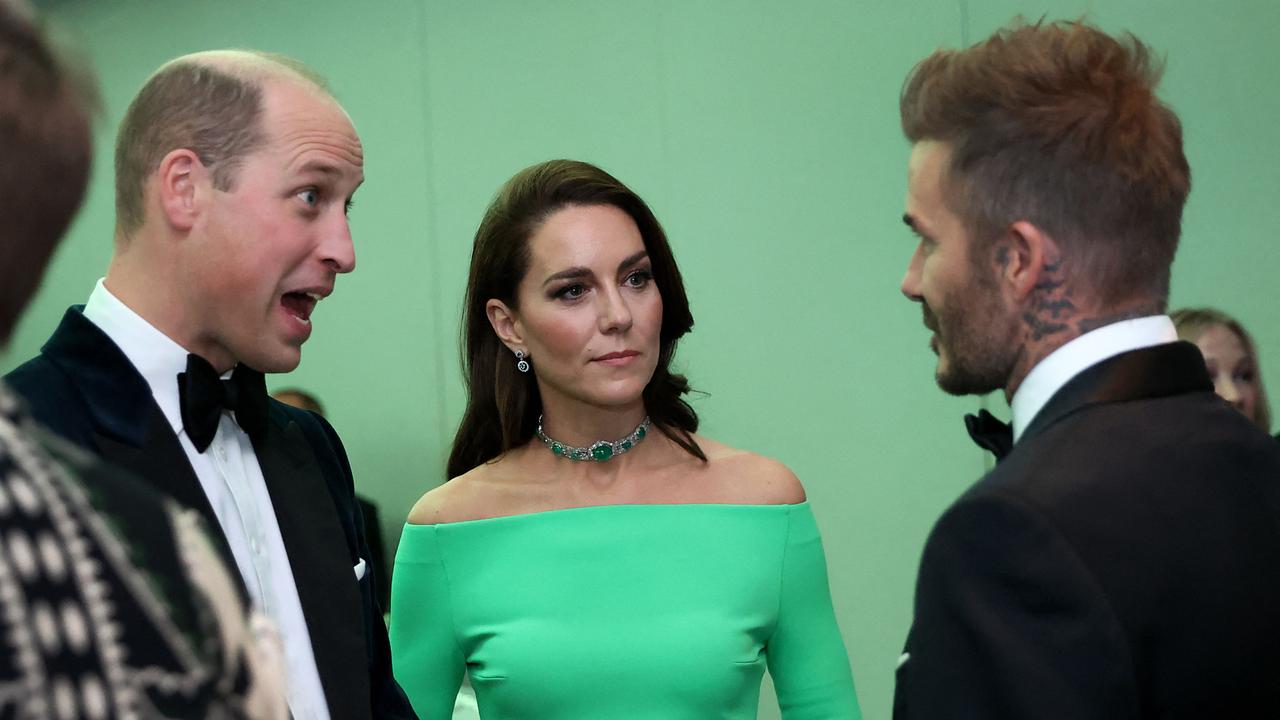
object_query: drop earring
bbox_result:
[515,350,530,373]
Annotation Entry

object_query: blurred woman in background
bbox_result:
[1172,307,1272,433]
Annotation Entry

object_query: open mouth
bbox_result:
[281,291,321,324]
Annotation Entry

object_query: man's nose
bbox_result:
[901,244,924,302]
[322,216,356,274]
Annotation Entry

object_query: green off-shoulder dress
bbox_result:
[389,502,862,719]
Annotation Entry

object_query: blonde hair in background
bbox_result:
[1171,307,1272,432]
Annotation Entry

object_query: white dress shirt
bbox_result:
[83,279,331,719]
[1010,315,1179,442]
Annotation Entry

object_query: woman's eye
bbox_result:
[555,284,586,300]
[625,269,653,288]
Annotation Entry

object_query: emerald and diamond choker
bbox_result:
[536,414,651,462]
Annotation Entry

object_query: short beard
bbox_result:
[931,266,1020,397]
[935,341,1016,396]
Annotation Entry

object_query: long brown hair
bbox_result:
[447,160,703,479]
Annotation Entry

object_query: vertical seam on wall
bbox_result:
[957,0,989,474]
[413,0,452,473]
[653,0,674,216]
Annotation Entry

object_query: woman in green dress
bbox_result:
[390,159,861,719]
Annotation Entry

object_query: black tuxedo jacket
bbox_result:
[6,307,416,720]
[895,342,1280,719]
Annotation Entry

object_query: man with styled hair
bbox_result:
[7,49,415,719]
[894,19,1280,719]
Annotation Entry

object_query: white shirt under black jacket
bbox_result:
[83,279,330,720]
[1010,315,1179,442]
[897,315,1180,674]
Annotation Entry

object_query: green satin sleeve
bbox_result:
[389,524,466,719]
[768,506,863,719]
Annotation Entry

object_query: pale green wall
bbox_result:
[10,2,1280,718]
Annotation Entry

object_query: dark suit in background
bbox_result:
[359,496,392,611]
[272,387,394,613]
[894,342,1280,718]
[8,307,412,719]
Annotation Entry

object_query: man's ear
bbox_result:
[155,148,208,232]
[1001,220,1061,301]
[486,299,526,354]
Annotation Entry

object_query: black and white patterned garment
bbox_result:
[0,383,286,719]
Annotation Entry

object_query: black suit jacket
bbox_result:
[6,307,416,720]
[895,342,1280,719]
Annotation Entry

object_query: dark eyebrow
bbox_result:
[542,267,589,287]
[617,250,650,272]
[541,250,651,288]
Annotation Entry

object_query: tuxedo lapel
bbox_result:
[26,308,390,717]
[93,408,241,576]
[40,308,154,445]
[1021,341,1213,443]
[254,410,369,719]
[37,308,245,593]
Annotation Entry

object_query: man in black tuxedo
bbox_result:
[273,386,393,611]
[893,19,1280,719]
[7,50,414,719]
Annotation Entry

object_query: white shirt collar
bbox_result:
[82,282,330,719]
[82,278,194,435]
[1010,315,1178,441]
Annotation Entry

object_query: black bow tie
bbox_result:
[964,409,1013,462]
[177,354,268,453]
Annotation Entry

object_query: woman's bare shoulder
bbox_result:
[690,434,807,505]
[406,461,512,525]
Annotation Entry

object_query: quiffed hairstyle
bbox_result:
[113,51,327,238]
[447,159,702,480]
[1171,307,1272,432]
[0,2,95,345]
[900,19,1191,307]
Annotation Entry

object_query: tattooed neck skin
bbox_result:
[1000,249,1162,400]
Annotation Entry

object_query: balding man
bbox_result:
[7,51,415,719]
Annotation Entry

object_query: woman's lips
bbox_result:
[594,350,639,366]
